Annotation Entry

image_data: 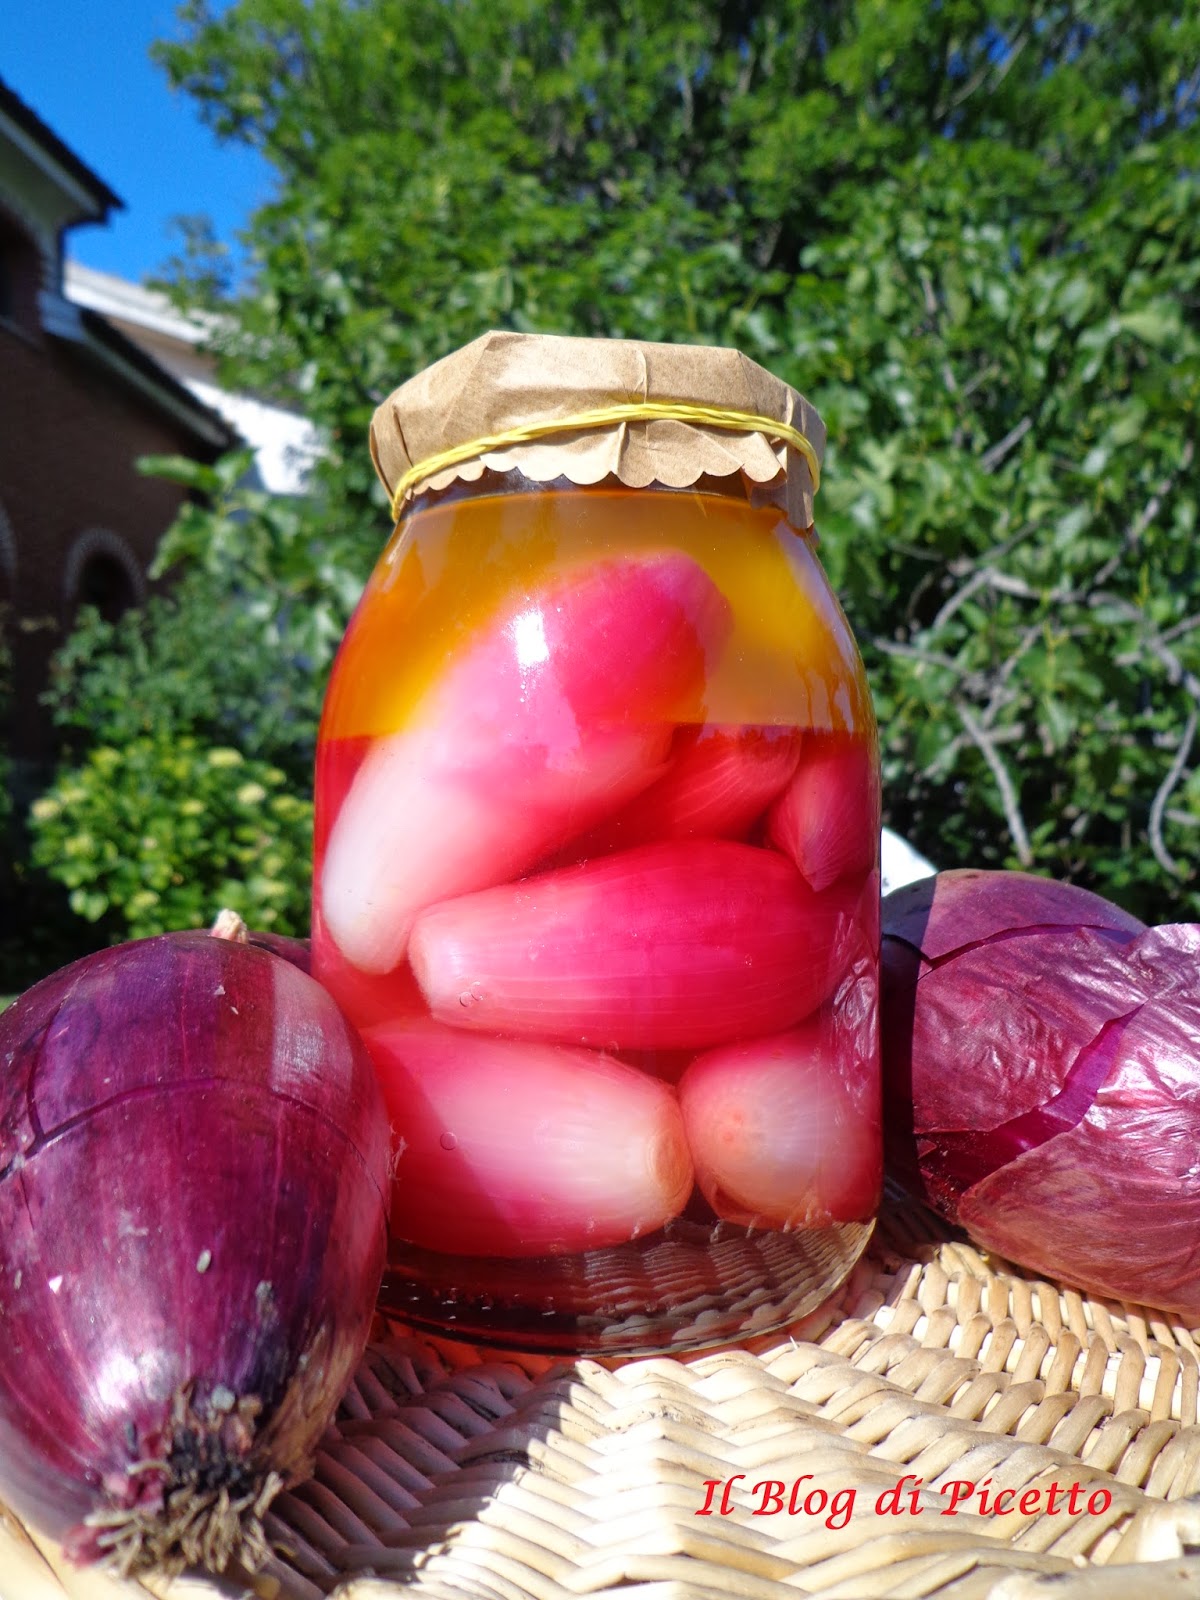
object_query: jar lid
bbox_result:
[369,331,826,528]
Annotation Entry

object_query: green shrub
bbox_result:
[28,739,313,940]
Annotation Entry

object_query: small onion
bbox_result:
[409,839,862,1051]
[364,1019,693,1257]
[319,551,731,974]
[678,1017,881,1230]
[766,731,879,892]
[0,927,390,1576]
[879,870,1200,1317]
[568,723,803,856]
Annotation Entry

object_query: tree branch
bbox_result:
[1070,439,1194,599]
[931,442,1192,642]
[961,361,1001,399]
[946,519,1039,578]
[979,415,1032,473]
[940,24,1030,114]
[978,622,1045,731]
[958,704,1034,866]
[920,720,1023,779]
[932,566,989,632]
[1161,611,1200,645]
[872,638,966,674]
[1148,708,1198,880]
[1089,591,1200,708]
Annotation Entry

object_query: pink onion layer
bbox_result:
[679,1018,882,1229]
[767,732,880,891]
[362,1020,693,1256]
[319,552,731,974]
[409,839,861,1052]
[569,724,802,856]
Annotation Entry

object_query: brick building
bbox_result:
[0,77,237,769]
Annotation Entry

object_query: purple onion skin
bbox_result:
[243,929,312,973]
[881,868,1144,960]
[206,908,311,975]
[876,873,1200,1317]
[0,931,389,1573]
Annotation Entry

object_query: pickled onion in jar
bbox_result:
[320,552,730,975]
[567,724,802,857]
[362,1021,693,1257]
[311,904,427,1030]
[409,839,860,1051]
[767,733,879,891]
[313,333,883,1353]
[678,1017,881,1228]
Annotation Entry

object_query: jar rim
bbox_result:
[402,467,814,525]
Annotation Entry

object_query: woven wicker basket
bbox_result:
[7,1195,1200,1600]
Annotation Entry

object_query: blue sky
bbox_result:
[4,0,270,285]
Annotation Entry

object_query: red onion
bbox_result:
[209,907,312,973]
[879,871,1200,1317]
[0,927,389,1576]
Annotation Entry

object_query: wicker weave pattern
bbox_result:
[6,1202,1200,1600]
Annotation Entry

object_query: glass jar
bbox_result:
[312,334,881,1355]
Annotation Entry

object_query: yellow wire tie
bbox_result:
[388,401,820,520]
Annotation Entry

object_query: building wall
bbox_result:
[0,309,216,764]
[65,263,321,497]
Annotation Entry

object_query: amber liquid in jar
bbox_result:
[313,476,881,1355]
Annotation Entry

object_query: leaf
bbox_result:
[136,454,222,490]
[1053,506,1092,550]
[1117,306,1182,348]
[1040,695,1076,750]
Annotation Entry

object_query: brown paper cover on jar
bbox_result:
[368,330,826,530]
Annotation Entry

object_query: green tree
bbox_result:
[33,0,1200,941]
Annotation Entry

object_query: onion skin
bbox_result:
[0,931,389,1575]
[881,870,1146,1204]
[878,872,1200,1317]
[880,868,1144,961]
[243,929,312,973]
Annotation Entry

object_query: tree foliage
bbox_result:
[32,0,1200,946]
